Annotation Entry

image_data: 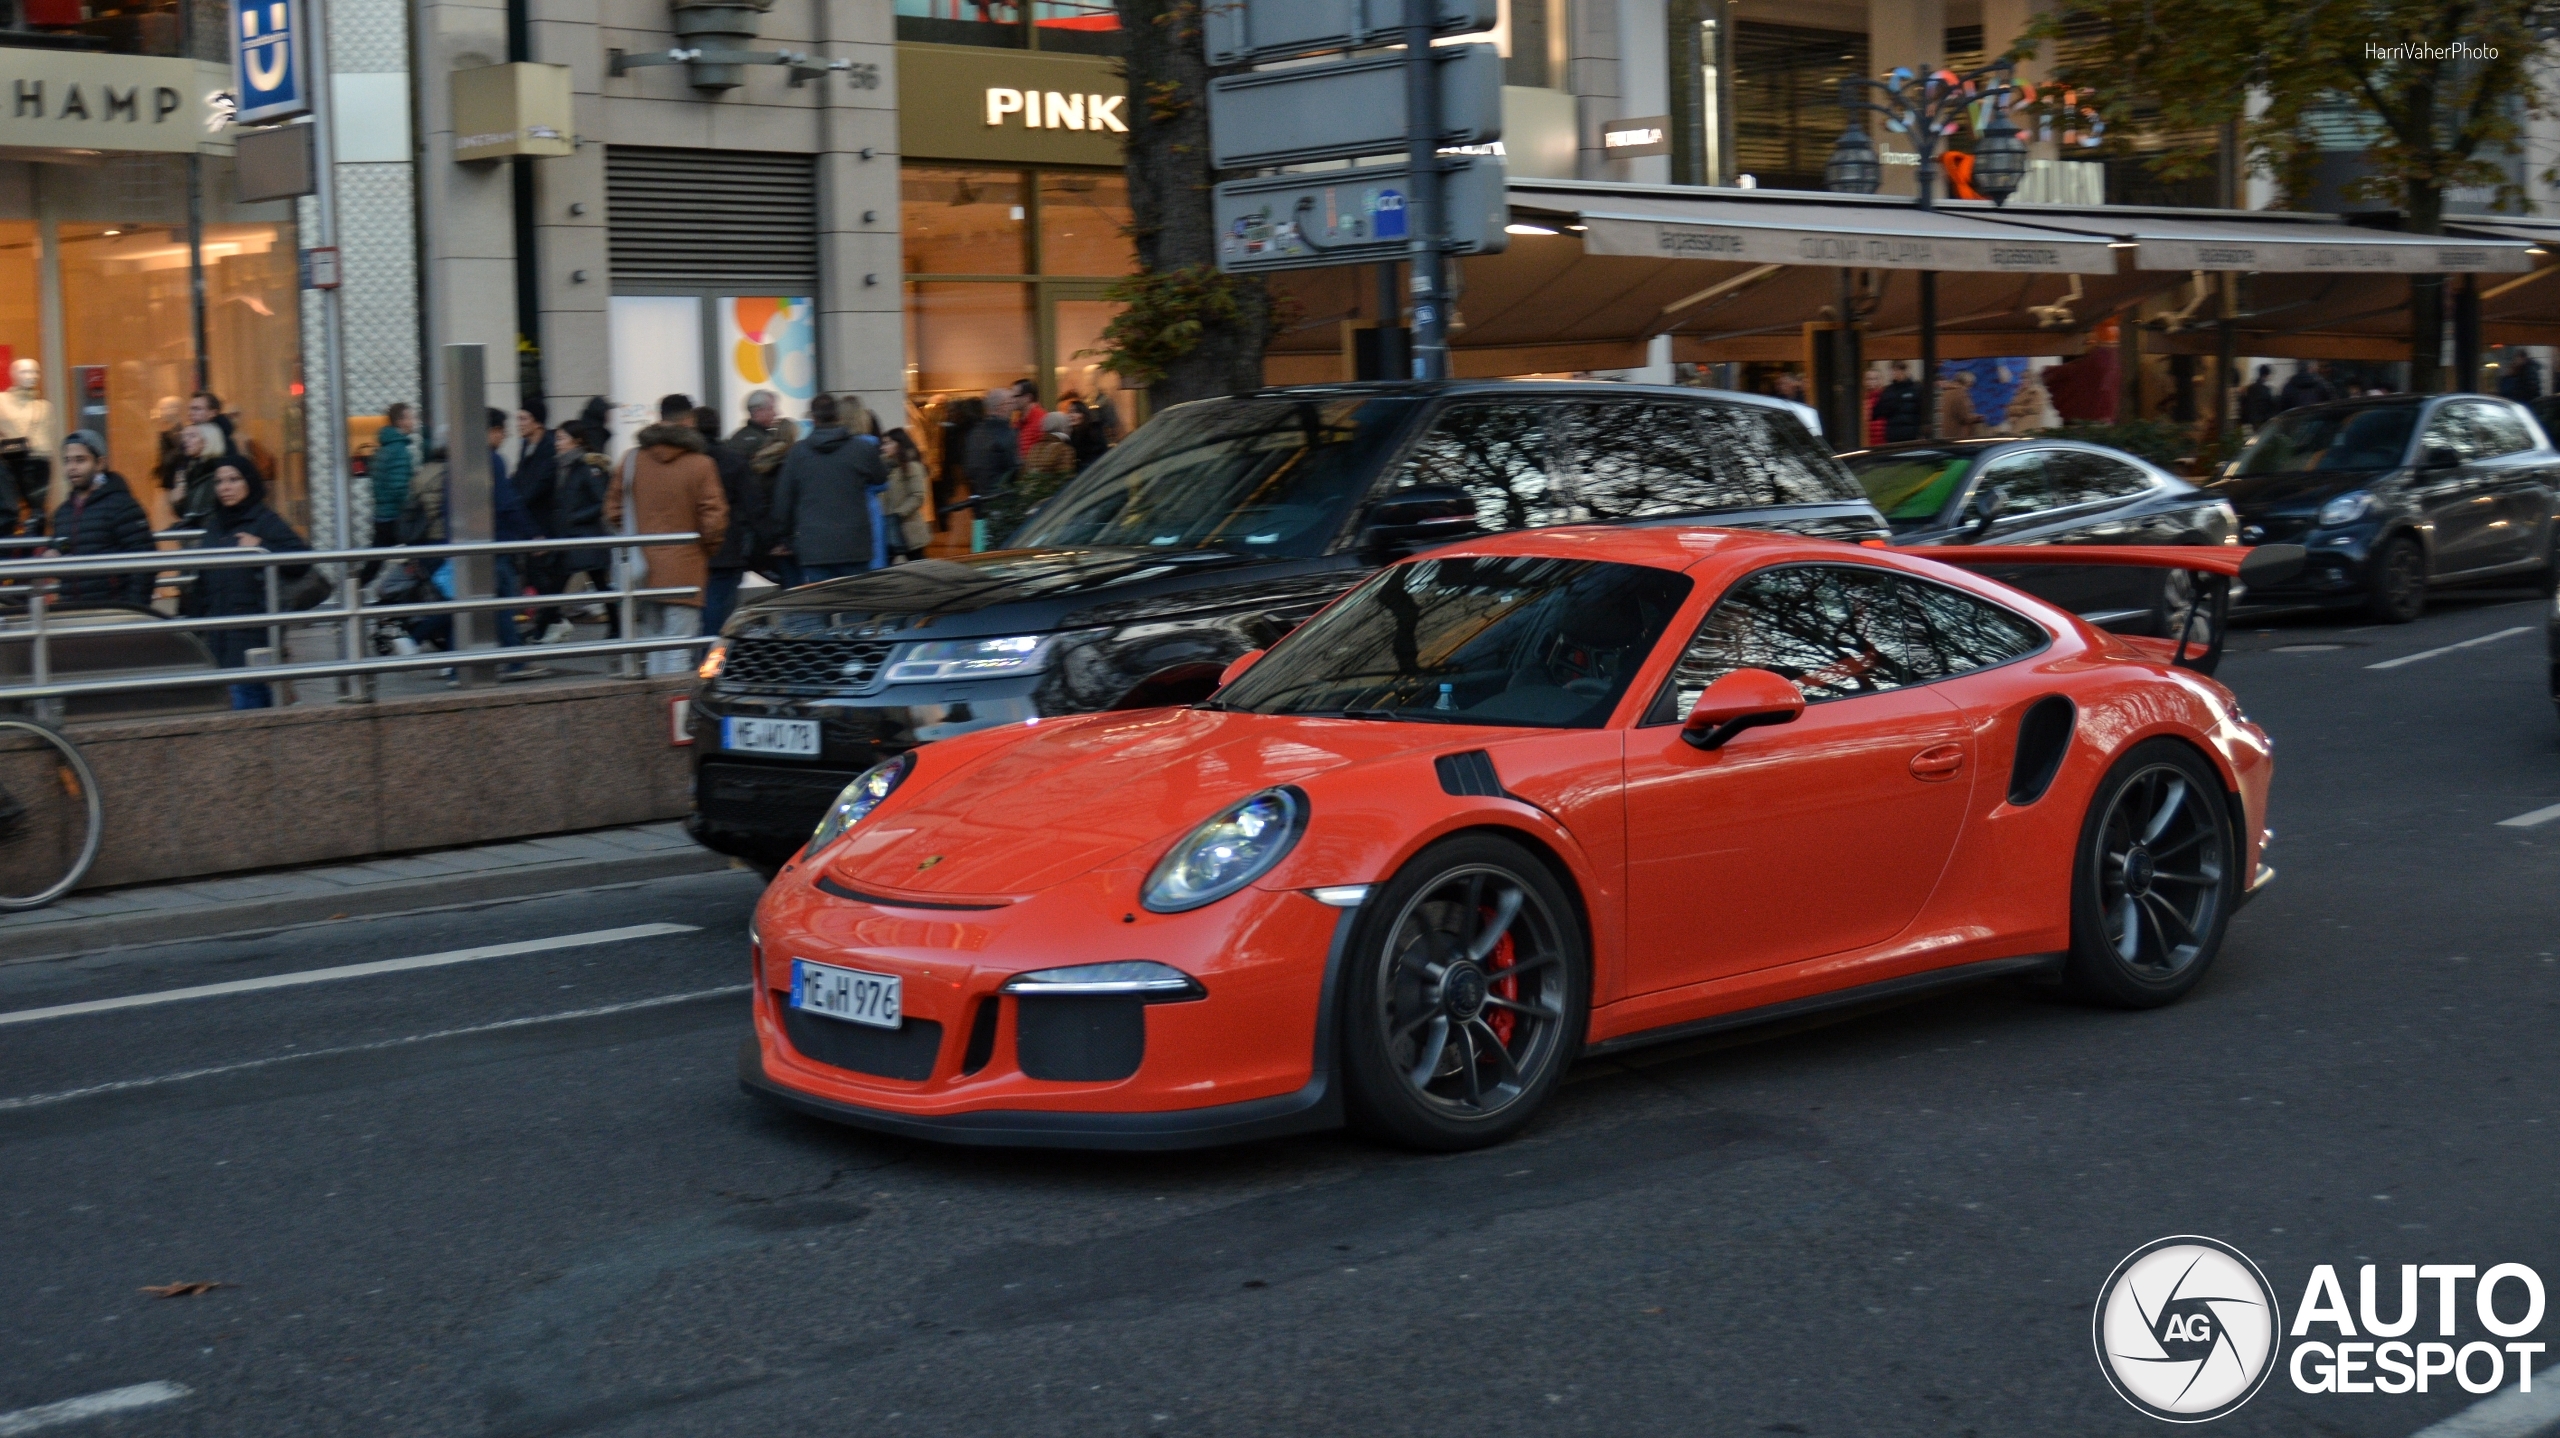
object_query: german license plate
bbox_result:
[789,960,902,1029]
[723,716,820,757]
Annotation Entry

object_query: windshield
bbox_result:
[1010,395,1422,557]
[2233,403,2420,475]
[1215,556,1693,728]
[1842,449,1976,525]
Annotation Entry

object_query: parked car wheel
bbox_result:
[2364,534,2428,624]
[2151,568,2224,676]
[2063,740,2237,1009]
[1340,835,1589,1151]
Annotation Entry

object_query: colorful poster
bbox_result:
[720,297,817,429]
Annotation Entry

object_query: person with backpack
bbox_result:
[770,393,880,584]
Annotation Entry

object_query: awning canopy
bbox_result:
[1983,207,2539,273]
[1510,179,2121,275]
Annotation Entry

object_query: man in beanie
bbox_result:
[40,429,156,608]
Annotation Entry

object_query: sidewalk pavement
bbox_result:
[2,822,739,962]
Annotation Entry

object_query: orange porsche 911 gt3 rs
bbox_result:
[740,527,2294,1151]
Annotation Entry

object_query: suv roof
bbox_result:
[1229,380,1831,441]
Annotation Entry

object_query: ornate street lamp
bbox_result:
[1824,60,2025,437]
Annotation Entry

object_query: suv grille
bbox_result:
[720,638,892,694]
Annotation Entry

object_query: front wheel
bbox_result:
[1340,835,1588,1151]
[2062,740,2237,1008]
[0,718,104,911]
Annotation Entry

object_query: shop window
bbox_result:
[896,0,1027,49]
[1036,172,1132,277]
[905,282,1033,402]
[903,169,1029,277]
[5,0,220,59]
[1050,298,1132,439]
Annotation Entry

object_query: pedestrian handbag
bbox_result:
[284,566,335,611]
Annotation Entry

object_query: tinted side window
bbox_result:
[2049,451,2155,502]
[1654,564,1935,716]
[1903,577,2049,673]
[1975,449,2061,515]
[2423,402,2497,462]
[2473,403,2535,457]
[1394,401,1561,532]
[1562,401,1758,518]
[1698,403,1868,505]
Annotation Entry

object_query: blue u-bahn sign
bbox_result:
[233,0,311,124]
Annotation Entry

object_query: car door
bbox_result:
[2467,401,2553,569]
[2413,401,2509,574]
[1965,449,2125,617]
[1619,563,1974,997]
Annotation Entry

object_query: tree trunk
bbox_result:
[1121,0,1274,406]
[2406,174,2445,394]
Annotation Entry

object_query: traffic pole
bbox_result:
[1403,0,1447,380]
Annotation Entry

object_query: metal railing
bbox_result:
[0,534,713,707]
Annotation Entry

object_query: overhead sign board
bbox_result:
[1578,213,2117,274]
[1601,114,1672,159]
[2128,234,2533,273]
[1205,0,1496,65]
[0,50,235,153]
[1214,156,1509,273]
[232,0,310,124]
[1209,44,1502,170]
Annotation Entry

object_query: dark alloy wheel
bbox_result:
[2365,533,2428,624]
[2063,740,2237,1008]
[1340,835,1588,1150]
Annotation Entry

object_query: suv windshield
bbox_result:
[1010,395,1422,557]
[1841,449,1976,526]
[2233,402,2421,475]
[1215,556,1693,728]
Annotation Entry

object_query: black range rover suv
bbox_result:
[686,379,1890,867]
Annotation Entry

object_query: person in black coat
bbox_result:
[185,455,309,709]
[2237,365,2277,431]
[2277,362,2338,413]
[41,430,156,609]
[1869,363,1926,443]
[695,404,765,635]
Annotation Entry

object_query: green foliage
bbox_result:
[1087,265,1267,388]
[2019,0,2557,221]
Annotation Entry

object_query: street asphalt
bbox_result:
[2,586,2555,1438]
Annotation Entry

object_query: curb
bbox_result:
[3,848,742,963]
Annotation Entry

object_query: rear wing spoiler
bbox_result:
[1901,543,2307,670]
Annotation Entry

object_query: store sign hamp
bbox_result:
[0,48,236,153]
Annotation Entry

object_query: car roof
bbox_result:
[1424,524,1836,573]
[1229,379,1822,426]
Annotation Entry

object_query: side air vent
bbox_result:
[2008,696,2076,806]
[1435,750,1508,798]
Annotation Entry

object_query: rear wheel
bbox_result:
[1340,835,1587,1151]
[2063,740,2236,1008]
[0,718,104,911]
[2364,533,2428,623]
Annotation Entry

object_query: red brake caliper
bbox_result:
[1481,908,1518,1047]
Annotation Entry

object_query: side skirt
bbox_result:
[1579,953,2065,1060]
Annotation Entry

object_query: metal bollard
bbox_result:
[617,545,640,680]
[263,562,287,704]
[338,562,370,704]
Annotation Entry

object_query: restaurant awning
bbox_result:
[1981,207,2539,273]
[1509,179,2121,275]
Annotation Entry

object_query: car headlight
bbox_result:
[808,754,914,853]
[697,639,728,681]
[1001,961,1204,998]
[884,634,1055,684]
[1141,787,1308,913]
[2317,490,2374,526]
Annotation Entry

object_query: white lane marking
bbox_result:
[2498,801,2560,830]
[0,1381,191,1435]
[0,986,749,1113]
[0,924,699,1028]
[2406,1364,2560,1438]
[2366,625,2533,670]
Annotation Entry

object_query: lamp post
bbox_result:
[1825,62,2028,438]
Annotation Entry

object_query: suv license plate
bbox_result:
[790,960,902,1029]
[723,716,820,756]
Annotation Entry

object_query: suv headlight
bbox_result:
[697,639,728,681]
[885,634,1056,683]
[2317,490,2374,526]
[1141,787,1308,913]
[808,753,913,853]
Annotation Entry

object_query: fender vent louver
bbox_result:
[1435,750,1511,799]
[2008,696,2077,806]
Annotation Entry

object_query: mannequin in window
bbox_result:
[0,358,55,532]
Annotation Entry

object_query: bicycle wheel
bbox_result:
[0,718,104,910]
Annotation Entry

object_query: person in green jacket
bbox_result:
[363,403,417,583]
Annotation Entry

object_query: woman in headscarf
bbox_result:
[185,455,309,708]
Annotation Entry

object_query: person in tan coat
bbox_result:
[606,394,728,671]
[1937,371,1984,440]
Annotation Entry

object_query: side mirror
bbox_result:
[1358,485,1478,558]
[1216,649,1263,688]
[1965,484,2007,534]
[1681,668,1806,750]
[2421,443,2461,469]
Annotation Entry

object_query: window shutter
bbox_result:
[605,146,819,291]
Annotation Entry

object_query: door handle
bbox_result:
[1909,743,1966,781]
